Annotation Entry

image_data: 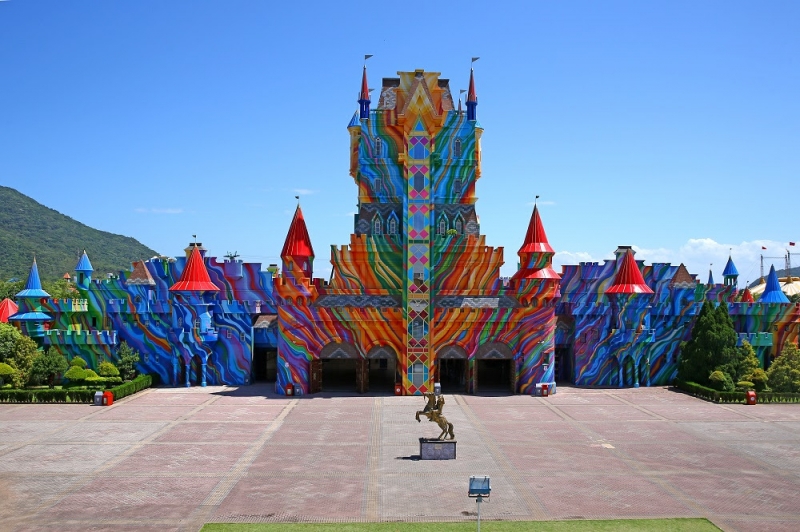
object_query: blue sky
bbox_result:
[1,1,798,284]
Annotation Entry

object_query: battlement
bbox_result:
[44,328,118,346]
[737,332,773,347]
[43,299,88,313]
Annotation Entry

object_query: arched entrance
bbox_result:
[367,345,398,394]
[474,342,515,394]
[622,356,636,387]
[436,345,468,393]
[315,342,361,393]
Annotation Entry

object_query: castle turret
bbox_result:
[511,205,560,300]
[707,269,715,286]
[281,205,315,281]
[466,68,478,121]
[358,65,370,119]
[9,258,52,339]
[759,265,790,303]
[722,255,739,287]
[75,249,94,289]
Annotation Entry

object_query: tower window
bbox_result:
[374,218,383,234]
[375,137,382,156]
[454,179,462,195]
[388,217,397,234]
[454,138,462,158]
[438,218,447,235]
[375,177,382,191]
[455,219,463,234]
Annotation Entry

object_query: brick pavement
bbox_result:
[1,385,799,531]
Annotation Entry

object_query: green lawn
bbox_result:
[202,518,720,532]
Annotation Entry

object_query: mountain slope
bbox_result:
[0,186,158,281]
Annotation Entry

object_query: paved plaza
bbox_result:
[1,385,800,531]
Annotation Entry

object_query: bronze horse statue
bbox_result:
[415,392,455,440]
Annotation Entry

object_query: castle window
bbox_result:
[454,179,462,195]
[412,318,424,340]
[375,177,382,191]
[240,332,246,342]
[454,138,462,158]
[374,218,383,234]
[388,217,397,235]
[194,320,200,330]
[375,137,382,156]
[227,329,232,339]
[286,261,293,271]
[455,218,463,234]
[438,217,447,235]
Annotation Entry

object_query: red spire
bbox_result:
[519,205,554,254]
[0,298,19,323]
[467,68,477,102]
[741,287,754,303]
[169,246,219,292]
[281,206,315,259]
[360,66,370,101]
[606,249,653,294]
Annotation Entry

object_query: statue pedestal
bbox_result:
[419,438,457,460]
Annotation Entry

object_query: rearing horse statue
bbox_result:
[415,392,455,440]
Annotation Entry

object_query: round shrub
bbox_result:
[0,362,15,386]
[709,370,734,392]
[69,357,88,368]
[98,361,120,377]
[736,381,755,391]
[63,365,86,382]
[84,369,98,379]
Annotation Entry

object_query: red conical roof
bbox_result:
[281,206,315,259]
[606,249,653,294]
[0,298,19,323]
[519,205,554,254]
[169,247,219,292]
[741,287,754,303]
[467,68,477,102]
[360,66,370,101]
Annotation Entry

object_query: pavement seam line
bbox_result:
[454,394,550,520]
[364,396,382,520]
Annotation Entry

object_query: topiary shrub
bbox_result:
[736,381,755,391]
[709,370,734,392]
[0,362,15,387]
[69,357,88,368]
[750,368,769,392]
[63,365,87,383]
[98,361,120,378]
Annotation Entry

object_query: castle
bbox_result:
[6,67,800,394]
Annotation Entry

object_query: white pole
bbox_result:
[477,495,482,532]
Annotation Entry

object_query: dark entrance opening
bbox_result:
[321,359,357,391]
[554,346,573,384]
[368,357,396,393]
[476,359,512,393]
[622,356,635,387]
[252,348,277,382]
[438,359,466,393]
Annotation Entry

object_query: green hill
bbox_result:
[0,186,158,282]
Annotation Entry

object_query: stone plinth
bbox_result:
[419,438,457,460]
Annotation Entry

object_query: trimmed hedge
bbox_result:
[0,388,96,403]
[109,374,152,401]
[0,374,154,403]
[675,380,800,404]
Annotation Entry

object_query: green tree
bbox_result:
[42,278,80,299]
[30,347,69,388]
[736,340,761,382]
[0,362,15,386]
[116,342,140,381]
[69,356,87,368]
[678,302,738,385]
[0,322,39,385]
[0,279,23,301]
[98,361,119,377]
[766,342,800,393]
[63,365,86,384]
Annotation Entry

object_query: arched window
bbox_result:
[374,177,382,192]
[454,178,462,195]
[388,216,397,235]
[454,138,462,158]
[438,217,447,235]
[455,218,463,234]
[374,217,383,234]
[375,137,382,156]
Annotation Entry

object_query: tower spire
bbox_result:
[466,66,478,121]
[358,56,372,119]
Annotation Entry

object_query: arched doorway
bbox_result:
[436,345,468,393]
[367,345,398,394]
[475,342,515,394]
[622,356,636,387]
[316,342,360,393]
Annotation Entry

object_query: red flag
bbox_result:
[790,242,796,246]
[762,246,767,250]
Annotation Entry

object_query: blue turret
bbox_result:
[75,249,94,289]
[358,66,370,119]
[9,258,52,338]
[722,255,739,287]
[759,265,790,303]
[466,68,478,121]
[707,269,715,285]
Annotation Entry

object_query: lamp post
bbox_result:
[468,475,491,531]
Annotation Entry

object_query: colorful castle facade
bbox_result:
[6,67,800,394]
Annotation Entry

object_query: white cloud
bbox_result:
[134,207,183,214]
